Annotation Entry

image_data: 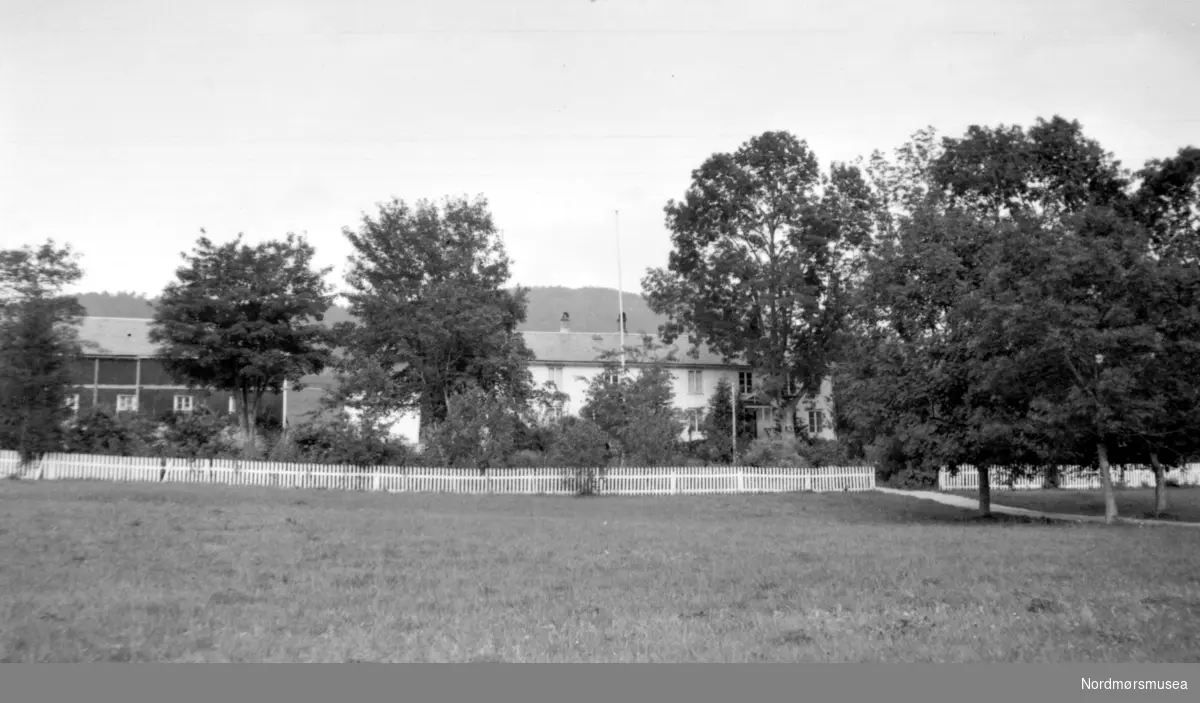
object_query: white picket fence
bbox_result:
[938,464,1200,491]
[0,450,876,496]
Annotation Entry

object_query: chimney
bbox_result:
[617,312,627,334]
[560,312,570,333]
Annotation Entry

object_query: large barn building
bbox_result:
[67,317,334,426]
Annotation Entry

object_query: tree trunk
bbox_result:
[1150,450,1167,517]
[237,388,254,459]
[977,465,992,518]
[245,393,260,459]
[18,412,30,466]
[1096,441,1119,524]
[236,388,249,438]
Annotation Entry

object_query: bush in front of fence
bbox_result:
[62,407,243,460]
[740,437,810,468]
[62,408,159,457]
[544,417,615,495]
[267,409,414,468]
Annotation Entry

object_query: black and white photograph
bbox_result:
[1,0,1199,673]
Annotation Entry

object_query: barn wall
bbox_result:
[92,388,135,414]
[96,358,137,385]
[69,359,95,385]
[69,355,328,429]
[138,359,177,386]
[65,386,96,412]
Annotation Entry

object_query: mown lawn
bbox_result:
[1,480,1198,662]
[950,487,1200,523]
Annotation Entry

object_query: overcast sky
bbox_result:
[2,0,1197,300]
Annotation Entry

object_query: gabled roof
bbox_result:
[77,317,159,356]
[520,331,742,367]
[74,318,745,368]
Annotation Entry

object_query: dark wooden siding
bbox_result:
[138,358,179,386]
[69,358,95,385]
[93,388,136,414]
[66,386,96,411]
[96,358,137,385]
[139,388,210,417]
[68,365,295,425]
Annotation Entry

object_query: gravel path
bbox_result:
[873,486,1200,528]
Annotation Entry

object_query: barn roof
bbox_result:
[77,317,160,357]
[75,318,744,368]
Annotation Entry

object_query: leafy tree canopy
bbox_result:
[0,240,87,463]
[333,196,535,433]
[643,131,872,438]
[149,232,335,454]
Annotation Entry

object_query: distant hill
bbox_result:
[75,286,669,334]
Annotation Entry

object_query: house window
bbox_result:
[687,369,703,395]
[174,395,195,413]
[116,394,137,413]
[604,369,621,385]
[808,410,825,436]
[228,396,236,414]
[547,365,564,389]
[687,408,703,434]
[64,394,80,415]
[737,371,753,394]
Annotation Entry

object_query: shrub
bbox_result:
[269,410,412,467]
[62,409,158,456]
[156,408,241,460]
[543,417,612,495]
[799,438,861,468]
[420,386,521,469]
[741,437,810,468]
[508,449,549,468]
[866,436,937,489]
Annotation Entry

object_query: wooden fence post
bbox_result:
[737,467,745,493]
[670,467,677,495]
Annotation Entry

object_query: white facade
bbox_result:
[342,405,422,447]
[344,326,837,446]
[529,360,836,442]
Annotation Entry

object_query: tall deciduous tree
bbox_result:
[1133,146,1200,514]
[333,196,535,436]
[150,232,334,455]
[971,207,1163,523]
[0,241,89,465]
[839,117,1135,517]
[643,131,871,439]
[839,129,1027,515]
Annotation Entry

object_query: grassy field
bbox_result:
[950,487,1200,523]
[1,480,1199,662]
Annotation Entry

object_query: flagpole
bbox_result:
[616,209,625,371]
